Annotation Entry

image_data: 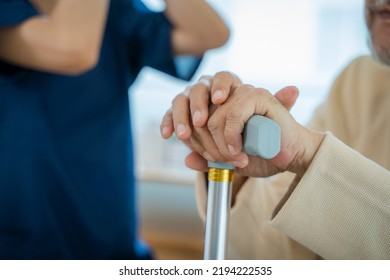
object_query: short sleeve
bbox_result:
[0,0,38,28]
[128,9,202,81]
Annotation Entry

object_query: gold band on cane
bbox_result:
[208,168,234,183]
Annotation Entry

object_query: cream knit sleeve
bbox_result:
[270,132,390,259]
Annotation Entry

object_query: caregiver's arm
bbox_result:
[0,0,110,74]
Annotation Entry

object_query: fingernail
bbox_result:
[228,145,237,155]
[162,127,169,136]
[193,111,201,124]
[176,124,186,136]
[212,90,223,101]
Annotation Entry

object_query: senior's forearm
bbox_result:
[0,0,110,74]
[165,0,230,55]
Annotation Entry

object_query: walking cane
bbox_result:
[203,115,281,260]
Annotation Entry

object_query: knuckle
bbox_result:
[226,109,243,123]
[207,117,220,135]
[233,84,254,96]
[171,93,187,106]
[224,123,237,139]
[215,71,232,84]
[197,79,211,90]
[253,87,271,98]
[190,83,208,95]
[215,70,230,77]
[236,83,254,91]
[198,75,213,83]
[225,111,243,139]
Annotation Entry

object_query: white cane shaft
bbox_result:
[203,180,232,260]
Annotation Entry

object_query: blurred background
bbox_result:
[131,0,370,259]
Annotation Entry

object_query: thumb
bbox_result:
[274,86,299,111]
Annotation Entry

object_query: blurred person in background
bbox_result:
[0,0,229,259]
[161,0,390,259]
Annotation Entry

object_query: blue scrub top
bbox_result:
[0,0,199,259]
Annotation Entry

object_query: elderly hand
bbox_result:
[160,72,324,179]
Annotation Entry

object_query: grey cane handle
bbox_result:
[242,115,280,159]
[207,115,281,170]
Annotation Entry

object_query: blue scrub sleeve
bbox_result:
[131,12,202,81]
[0,0,38,27]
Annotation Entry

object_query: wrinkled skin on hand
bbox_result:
[160,72,324,179]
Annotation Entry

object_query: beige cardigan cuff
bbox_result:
[270,132,390,259]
